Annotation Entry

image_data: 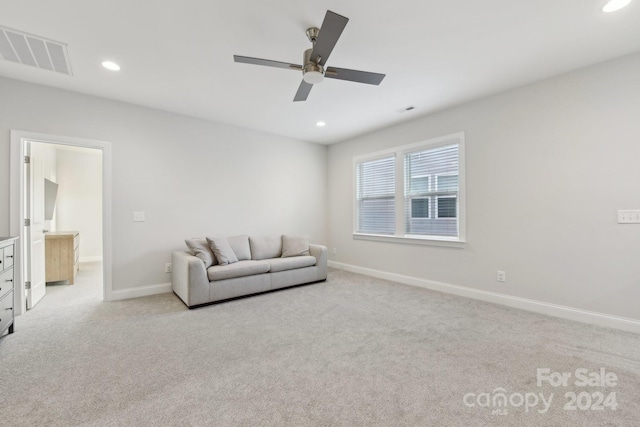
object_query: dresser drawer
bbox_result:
[0,268,13,299]
[3,244,14,269]
[0,290,14,335]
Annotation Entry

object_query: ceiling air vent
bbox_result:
[0,26,72,75]
[397,106,416,113]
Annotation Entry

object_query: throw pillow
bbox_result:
[206,236,239,266]
[227,235,251,261]
[185,238,217,268]
[281,235,310,258]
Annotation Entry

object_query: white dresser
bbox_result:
[0,237,18,336]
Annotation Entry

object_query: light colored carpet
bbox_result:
[1,262,639,426]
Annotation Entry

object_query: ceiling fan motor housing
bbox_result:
[302,48,324,84]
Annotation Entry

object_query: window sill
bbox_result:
[353,233,466,248]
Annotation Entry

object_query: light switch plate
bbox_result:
[133,211,145,222]
[617,210,640,224]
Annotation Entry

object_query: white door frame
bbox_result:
[9,130,113,315]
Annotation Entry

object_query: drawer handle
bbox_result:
[6,255,13,258]
[5,279,12,282]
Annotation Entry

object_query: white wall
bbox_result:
[328,52,640,322]
[55,147,103,261]
[0,77,328,293]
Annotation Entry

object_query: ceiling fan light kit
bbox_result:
[234,10,386,102]
[302,48,324,84]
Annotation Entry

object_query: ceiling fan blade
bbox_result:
[233,55,302,70]
[293,80,313,102]
[310,11,348,66]
[325,66,386,85]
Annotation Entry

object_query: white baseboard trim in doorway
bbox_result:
[110,282,172,301]
[328,261,640,334]
[80,256,103,263]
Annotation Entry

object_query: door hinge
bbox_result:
[24,155,30,164]
[25,281,31,290]
[24,218,31,226]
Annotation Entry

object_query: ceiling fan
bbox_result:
[234,10,386,102]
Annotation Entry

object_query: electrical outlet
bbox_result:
[165,263,172,273]
[617,209,640,224]
[133,211,145,222]
[497,270,506,282]
[332,247,337,255]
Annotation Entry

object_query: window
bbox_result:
[436,196,457,218]
[434,174,458,221]
[410,175,430,193]
[353,133,465,245]
[411,197,430,218]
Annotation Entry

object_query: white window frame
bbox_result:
[353,132,466,248]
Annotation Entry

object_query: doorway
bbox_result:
[9,131,113,316]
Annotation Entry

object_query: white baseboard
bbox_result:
[110,282,172,301]
[80,256,103,263]
[328,261,640,334]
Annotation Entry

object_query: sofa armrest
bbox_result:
[309,244,328,281]
[172,251,210,307]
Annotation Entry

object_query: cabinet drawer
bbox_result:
[0,268,12,299]
[3,244,14,269]
[0,290,13,334]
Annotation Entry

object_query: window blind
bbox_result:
[404,144,459,236]
[355,155,395,234]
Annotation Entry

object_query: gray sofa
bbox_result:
[172,234,327,308]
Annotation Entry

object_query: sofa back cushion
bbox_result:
[185,238,217,268]
[227,235,251,261]
[249,236,282,260]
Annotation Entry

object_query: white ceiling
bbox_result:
[1,1,639,144]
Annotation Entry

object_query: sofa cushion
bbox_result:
[249,236,282,260]
[267,256,316,273]
[227,235,251,261]
[185,238,217,268]
[207,237,238,266]
[207,260,270,281]
[281,235,310,257]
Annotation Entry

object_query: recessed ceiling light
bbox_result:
[603,0,632,12]
[316,121,326,127]
[101,61,120,71]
